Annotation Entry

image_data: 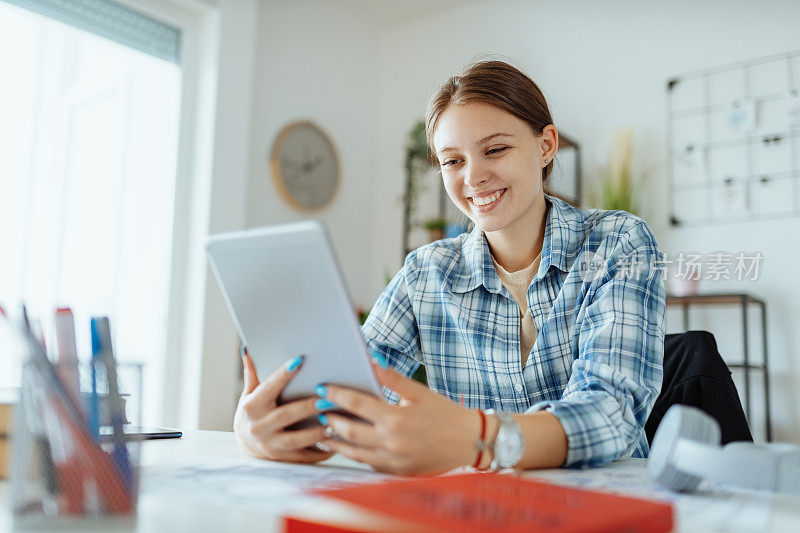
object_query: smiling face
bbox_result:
[432,101,554,235]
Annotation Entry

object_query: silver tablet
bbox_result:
[205,220,383,405]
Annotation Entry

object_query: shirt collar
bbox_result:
[450,194,585,294]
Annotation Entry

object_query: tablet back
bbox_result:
[205,220,382,403]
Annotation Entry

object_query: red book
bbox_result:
[284,472,673,533]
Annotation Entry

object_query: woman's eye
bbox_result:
[487,147,508,155]
[442,149,506,167]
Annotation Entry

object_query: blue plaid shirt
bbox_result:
[362,194,665,468]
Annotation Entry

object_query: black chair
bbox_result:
[645,330,753,446]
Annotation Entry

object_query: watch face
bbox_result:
[274,122,339,210]
[496,419,525,468]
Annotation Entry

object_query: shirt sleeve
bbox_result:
[526,221,666,467]
[361,253,423,404]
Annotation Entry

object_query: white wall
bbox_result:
[369,0,800,443]
[245,0,380,311]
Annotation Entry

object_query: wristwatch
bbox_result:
[487,410,525,470]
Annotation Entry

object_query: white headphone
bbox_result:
[648,405,800,494]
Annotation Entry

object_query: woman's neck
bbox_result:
[485,195,548,272]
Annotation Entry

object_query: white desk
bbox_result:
[1,430,798,532]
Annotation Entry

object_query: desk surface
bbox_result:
[1,430,798,532]
[666,293,766,306]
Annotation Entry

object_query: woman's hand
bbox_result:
[316,358,481,475]
[234,349,333,464]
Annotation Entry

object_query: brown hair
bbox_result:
[425,60,556,185]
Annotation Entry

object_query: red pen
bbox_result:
[55,308,83,416]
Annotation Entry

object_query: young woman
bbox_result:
[234,60,665,475]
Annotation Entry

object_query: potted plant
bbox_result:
[591,128,650,216]
[422,217,448,242]
[402,121,438,250]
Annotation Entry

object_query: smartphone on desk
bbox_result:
[100,426,182,441]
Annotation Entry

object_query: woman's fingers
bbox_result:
[323,439,392,472]
[269,425,329,452]
[248,438,333,463]
[242,347,259,394]
[321,386,386,424]
[282,448,335,464]
[260,397,320,431]
[249,355,305,405]
[324,413,383,449]
[371,361,427,402]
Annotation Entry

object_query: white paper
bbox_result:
[525,460,772,533]
[727,99,756,133]
[141,456,387,513]
[713,179,748,217]
[788,94,800,130]
[672,146,706,185]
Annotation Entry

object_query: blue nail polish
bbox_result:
[240,345,246,359]
[371,350,388,369]
[315,399,336,411]
[317,414,328,426]
[285,355,303,372]
[315,384,327,398]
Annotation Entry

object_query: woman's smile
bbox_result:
[469,187,507,212]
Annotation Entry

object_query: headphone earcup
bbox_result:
[648,405,721,492]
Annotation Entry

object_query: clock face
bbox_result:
[271,121,339,211]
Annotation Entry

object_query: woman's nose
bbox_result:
[463,159,489,189]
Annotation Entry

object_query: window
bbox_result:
[0,1,181,426]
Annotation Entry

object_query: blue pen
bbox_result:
[89,320,102,441]
[91,317,133,491]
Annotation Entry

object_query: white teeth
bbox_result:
[471,190,502,206]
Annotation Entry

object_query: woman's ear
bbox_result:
[540,124,559,164]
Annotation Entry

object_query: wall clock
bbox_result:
[270,120,340,211]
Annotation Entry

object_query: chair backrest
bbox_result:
[645,331,752,446]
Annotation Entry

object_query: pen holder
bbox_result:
[78,360,144,427]
[11,359,141,525]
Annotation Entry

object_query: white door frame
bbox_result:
[116,0,258,430]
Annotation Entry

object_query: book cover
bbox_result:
[285,472,673,533]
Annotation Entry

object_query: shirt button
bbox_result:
[514,382,523,393]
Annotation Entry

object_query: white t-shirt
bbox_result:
[491,253,541,368]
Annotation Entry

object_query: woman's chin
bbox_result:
[459,208,507,233]
[473,217,507,233]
